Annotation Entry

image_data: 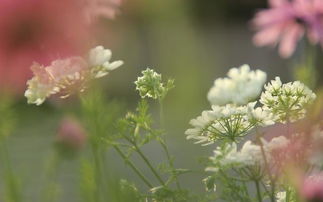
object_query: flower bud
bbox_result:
[55,117,86,156]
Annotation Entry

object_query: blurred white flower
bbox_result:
[207,64,267,106]
[276,191,287,202]
[260,77,316,123]
[207,136,290,174]
[185,102,273,145]
[88,46,124,78]
[25,46,123,105]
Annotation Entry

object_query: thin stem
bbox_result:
[43,152,61,202]
[113,145,153,188]
[133,144,165,186]
[123,135,165,186]
[158,99,181,189]
[256,130,275,202]
[91,146,103,202]
[254,180,262,202]
[159,140,181,189]
[159,99,165,128]
[1,138,20,202]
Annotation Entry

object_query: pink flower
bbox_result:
[56,117,87,153]
[24,46,123,105]
[301,173,323,202]
[0,0,123,93]
[294,0,323,45]
[83,0,123,22]
[253,0,305,58]
[25,57,89,105]
[252,0,323,58]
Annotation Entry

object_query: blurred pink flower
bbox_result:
[0,0,123,93]
[252,0,323,58]
[294,0,323,45]
[301,173,323,202]
[56,117,87,152]
[253,0,305,58]
[83,0,123,22]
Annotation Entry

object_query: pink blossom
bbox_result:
[83,0,123,22]
[25,57,89,105]
[0,0,123,93]
[253,0,305,58]
[301,173,323,202]
[252,0,323,58]
[294,0,323,45]
[56,117,87,152]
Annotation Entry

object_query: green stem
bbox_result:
[113,145,153,188]
[133,144,165,186]
[255,130,275,202]
[1,138,20,202]
[43,152,61,202]
[254,180,262,202]
[91,145,104,202]
[159,140,181,189]
[158,99,181,189]
[123,135,165,186]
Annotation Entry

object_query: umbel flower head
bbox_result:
[260,77,316,123]
[25,46,123,105]
[135,68,174,100]
[207,64,267,106]
[185,102,274,145]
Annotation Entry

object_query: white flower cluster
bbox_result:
[25,46,123,105]
[207,64,267,106]
[206,136,290,172]
[260,77,316,123]
[185,102,273,145]
[134,68,174,100]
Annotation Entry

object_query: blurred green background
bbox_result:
[4,0,297,201]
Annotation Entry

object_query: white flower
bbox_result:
[276,191,286,202]
[88,46,124,78]
[207,141,265,176]
[207,64,267,106]
[260,77,316,123]
[207,136,290,174]
[185,102,273,145]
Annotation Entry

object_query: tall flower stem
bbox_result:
[91,145,103,202]
[1,138,21,202]
[255,128,275,202]
[133,143,165,186]
[42,152,61,202]
[158,99,181,189]
[113,145,153,188]
[254,180,262,202]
